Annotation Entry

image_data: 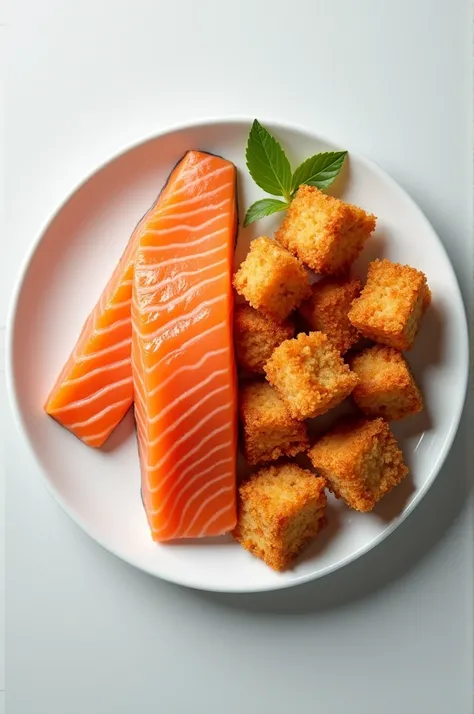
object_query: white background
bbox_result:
[4,1,473,713]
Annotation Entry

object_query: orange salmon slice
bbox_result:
[132,150,238,540]
[44,183,165,447]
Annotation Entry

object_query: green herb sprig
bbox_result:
[244,120,347,227]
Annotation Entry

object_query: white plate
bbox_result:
[6,119,469,593]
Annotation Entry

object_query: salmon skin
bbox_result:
[44,186,165,447]
[132,150,238,540]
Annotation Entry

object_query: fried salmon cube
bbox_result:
[348,345,423,421]
[298,275,362,353]
[308,416,408,512]
[348,259,431,351]
[234,303,294,374]
[275,185,376,275]
[264,331,358,420]
[233,236,311,322]
[233,463,327,571]
[239,381,309,465]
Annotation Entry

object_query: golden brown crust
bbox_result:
[298,275,362,353]
[308,416,408,511]
[348,259,431,351]
[275,185,376,275]
[239,381,309,464]
[234,303,294,374]
[348,345,423,420]
[232,463,327,571]
[233,236,311,322]
[264,331,359,420]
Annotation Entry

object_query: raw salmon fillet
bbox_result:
[44,190,161,447]
[132,150,238,540]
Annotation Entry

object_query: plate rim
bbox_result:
[5,116,470,593]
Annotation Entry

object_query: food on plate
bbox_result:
[44,117,433,575]
[308,416,408,512]
[298,275,362,353]
[348,345,423,421]
[233,236,311,322]
[43,186,164,448]
[348,258,431,351]
[233,303,294,374]
[132,150,238,541]
[232,463,327,571]
[264,331,359,420]
[275,185,376,275]
[239,381,309,465]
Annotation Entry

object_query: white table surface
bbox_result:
[4,1,473,712]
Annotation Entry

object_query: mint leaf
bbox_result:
[246,120,292,200]
[244,198,288,227]
[244,122,349,226]
[291,151,347,193]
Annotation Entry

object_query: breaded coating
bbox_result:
[299,275,362,353]
[233,463,327,571]
[239,381,309,465]
[233,236,311,322]
[234,303,294,374]
[349,345,423,421]
[348,259,431,351]
[275,185,376,275]
[308,416,408,512]
[264,331,359,420]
